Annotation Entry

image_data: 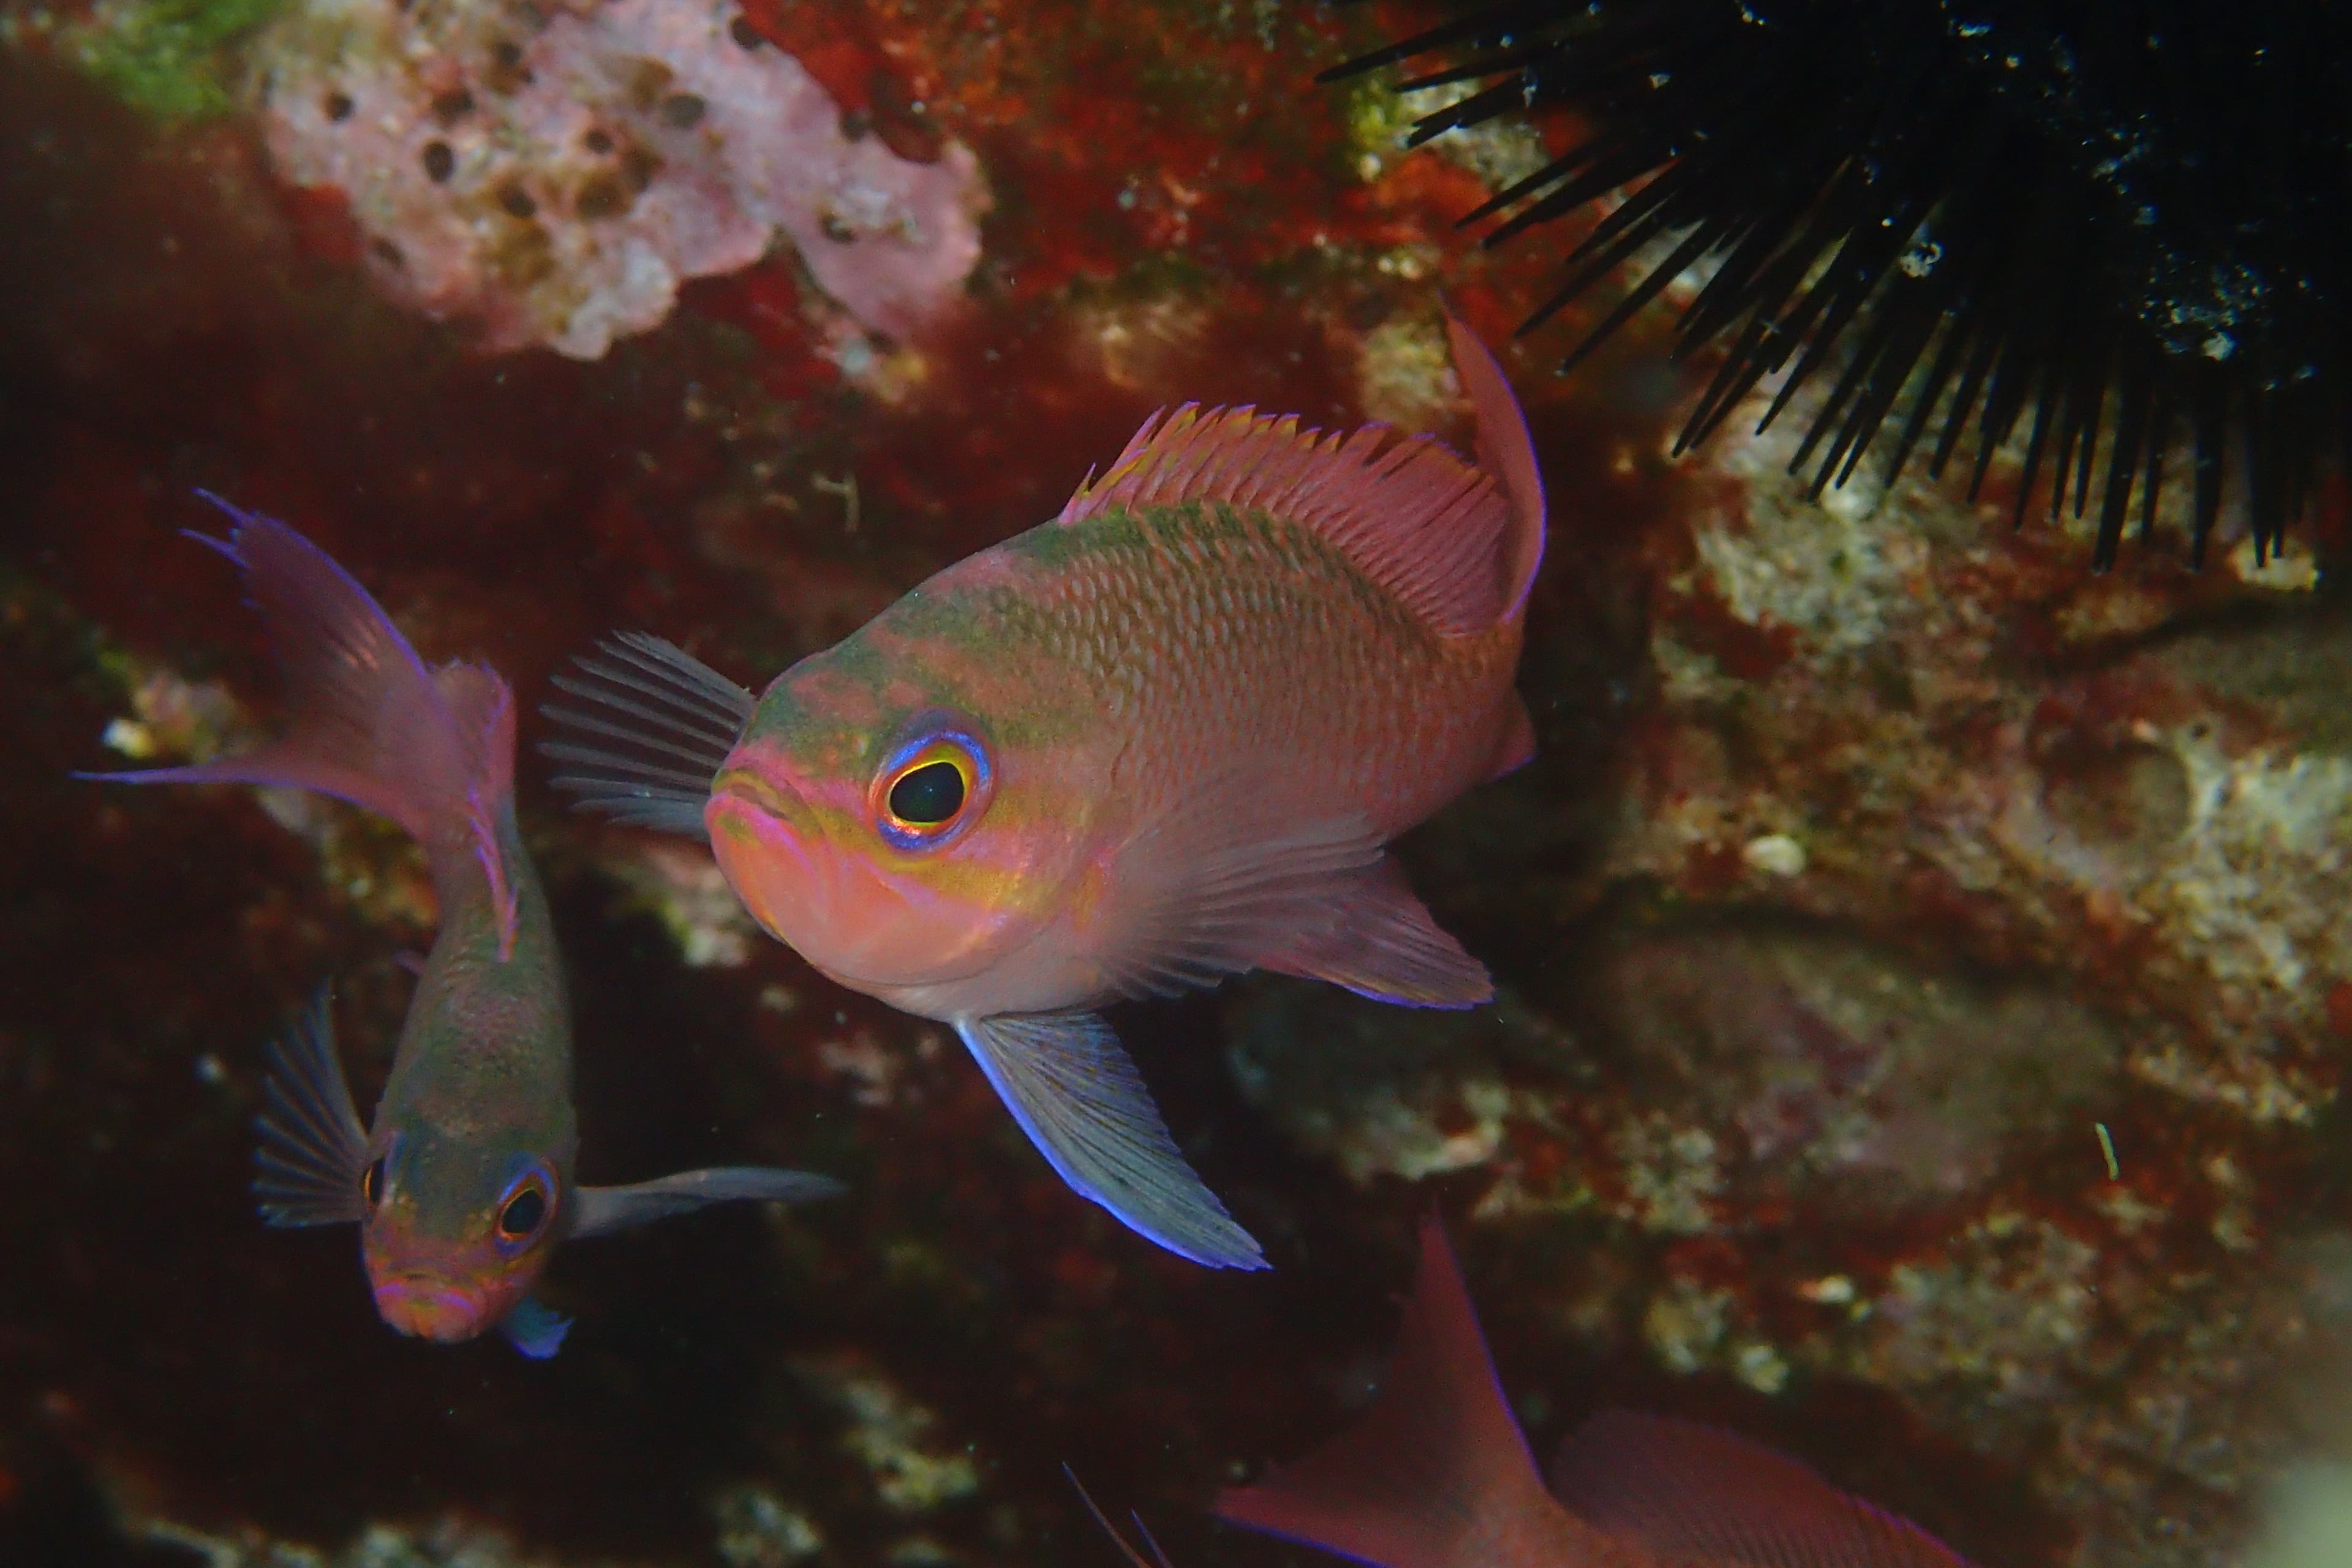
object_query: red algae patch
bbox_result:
[21,4,2352,1567]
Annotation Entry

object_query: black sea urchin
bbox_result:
[1326,1,2352,567]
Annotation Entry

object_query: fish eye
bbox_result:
[889,760,965,824]
[499,1189,546,1238]
[870,723,992,851]
[361,1156,386,1207]
[492,1164,556,1256]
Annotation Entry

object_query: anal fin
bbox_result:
[1264,856,1491,1008]
[956,1011,1265,1270]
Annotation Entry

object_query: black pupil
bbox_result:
[363,1158,385,1205]
[889,760,966,825]
[500,1187,546,1237]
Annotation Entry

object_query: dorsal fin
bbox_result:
[1216,1215,1576,1567]
[1057,323,1542,636]
[1550,1411,1978,1568]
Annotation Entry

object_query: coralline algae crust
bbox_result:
[252,0,986,356]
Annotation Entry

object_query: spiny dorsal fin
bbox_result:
[1060,409,1510,637]
[1057,317,1545,638]
[1550,1411,1978,1568]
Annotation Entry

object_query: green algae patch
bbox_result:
[76,0,287,119]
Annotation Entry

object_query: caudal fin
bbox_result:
[1549,1411,1979,1568]
[80,497,519,952]
[1215,1215,1567,1568]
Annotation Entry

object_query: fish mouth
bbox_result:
[713,764,815,831]
[708,777,1009,1001]
[373,1276,494,1343]
[709,771,825,930]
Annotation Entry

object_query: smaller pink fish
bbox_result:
[1216,1216,1979,1568]
[83,501,844,1357]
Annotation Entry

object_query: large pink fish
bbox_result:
[85,503,842,1356]
[545,315,1546,1269]
[1213,1216,1979,1568]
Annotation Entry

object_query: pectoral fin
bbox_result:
[1095,778,1383,1001]
[251,987,372,1228]
[1097,780,1488,1010]
[569,1166,847,1238]
[957,1011,1265,1271]
[500,1295,572,1360]
[1264,856,1492,1009]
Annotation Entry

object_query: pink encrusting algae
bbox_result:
[1216,1216,1978,1568]
[80,500,843,1355]
[251,0,987,356]
[543,314,1547,1269]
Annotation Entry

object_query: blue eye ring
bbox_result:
[492,1159,559,1257]
[870,717,993,853]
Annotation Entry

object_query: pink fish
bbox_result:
[83,502,843,1356]
[545,315,1546,1270]
[1217,1216,1978,1568]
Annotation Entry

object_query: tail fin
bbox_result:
[80,497,520,954]
[1444,311,1546,622]
[1215,1215,1569,1568]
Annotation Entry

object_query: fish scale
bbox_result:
[85,502,845,1357]
[990,498,1518,836]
